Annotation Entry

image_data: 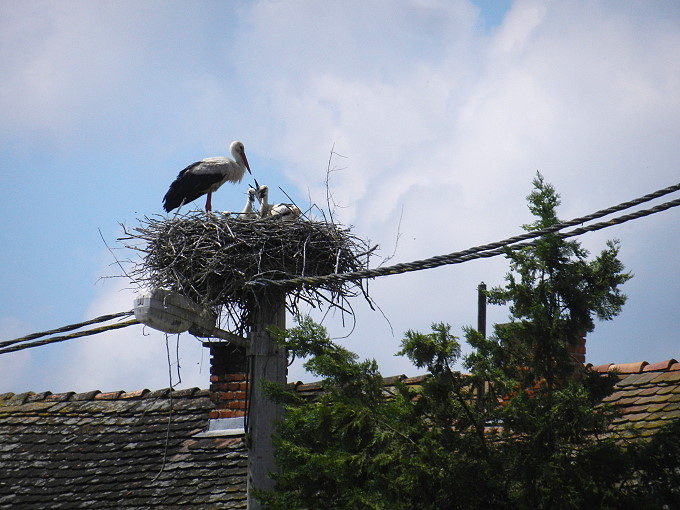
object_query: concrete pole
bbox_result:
[247,291,287,509]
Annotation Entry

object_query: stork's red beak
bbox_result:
[242,151,252,174]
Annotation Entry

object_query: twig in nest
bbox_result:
[325,143,348,225]
[121,213,372,336]
[378,204,404,268]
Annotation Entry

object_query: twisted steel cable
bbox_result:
[3,181,679,354]
[0,318,139,355]
[247,182,680,289]
[0,311,135,350]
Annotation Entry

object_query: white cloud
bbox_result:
[2,1,680,393]
[0,275,210,394]
[59,277,210,392]
[234,0,680,374]
[492,0,547,55]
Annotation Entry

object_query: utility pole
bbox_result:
[477,281,487,338]
[476,282,487,407]
[247,291,287,509]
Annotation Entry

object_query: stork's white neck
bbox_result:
[242,190,256,214]
[229,141,247,167]
[257,186,272,217]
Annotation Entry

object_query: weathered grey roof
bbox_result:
[0,387,246,509]
[2,359,678,508]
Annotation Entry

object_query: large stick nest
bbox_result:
[121,212,374,334]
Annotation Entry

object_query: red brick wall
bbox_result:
[208,344,249,419]
[568,332,587,365]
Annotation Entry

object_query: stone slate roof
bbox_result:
[592,358,680,438]
[0,387,246,509]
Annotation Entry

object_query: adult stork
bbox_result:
[255,184,302,220]
[162,141,252,213]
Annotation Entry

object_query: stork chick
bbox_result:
[255,184,301,221]
[240,187,259,219]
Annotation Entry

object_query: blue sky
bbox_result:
[1,0,679,394]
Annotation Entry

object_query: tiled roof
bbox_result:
[1,359,677,508]
[0,388,246,509]
[290,374,429,398]
[592,359,680,439]
[293,362,680,441]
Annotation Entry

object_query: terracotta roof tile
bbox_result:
[598,359,680,439]
[656,384,678,395]
[663,408,680,420]
[643,359,678,371]
[94,390,125,400]
[121,389,150,399]
[612,361,648,373]
[591,363,613,373]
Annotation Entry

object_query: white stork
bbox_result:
[255,184,302,220]
[163,141,252,213]
[240,188,258,219]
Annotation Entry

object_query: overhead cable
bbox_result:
[4,181,680,354]
[0,311,135,350]
[248,182,680,289]
[0,316,139,355]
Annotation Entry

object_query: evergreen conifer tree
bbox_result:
[257,174,679,509]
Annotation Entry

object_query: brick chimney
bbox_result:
[567,332,587,365]
[208,343,249,420]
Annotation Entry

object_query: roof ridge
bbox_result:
[2,358,678,403]
[589,358,679,374]
[0,386,209,405]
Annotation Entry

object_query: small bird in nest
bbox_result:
[254,181,302,220]
[163,140,252,213]
[240,187,259,219]
[221,187,258,219]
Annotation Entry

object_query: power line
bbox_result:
[0,316,139,355]
[0,311,135,350]
[248,183,680,289]
[4,181,680,355]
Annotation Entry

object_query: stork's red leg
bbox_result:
[206,192,212,212]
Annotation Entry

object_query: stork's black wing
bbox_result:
[162,162,224,212]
